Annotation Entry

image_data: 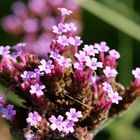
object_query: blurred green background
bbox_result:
[0,0,140,140]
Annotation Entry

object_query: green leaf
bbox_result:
[76,0,140,41]
[0,84,26,108]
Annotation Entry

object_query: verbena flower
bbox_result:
[66,108,83,122]
[1,104,16,120]
[29,84,45,97]
[26,111,42,127]
[103,66,118,78]
[38,59,54,74]
[49,115,64,131]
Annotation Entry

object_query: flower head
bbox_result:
[94,41,109,53]
[69,36,83,47]
[1,104,16,120]
[108,91,122,104]
[83,45,98,56]
[103,66,118,78]
[62,120,74,134]
[29,83,45,97]
[26,111,42,127]
[57,35,69,46]
[57,56,72,68]
[109,49,120,59]
[86,58,103,70]
[66,108,82,122]
[49,115,64,131]
[38,59,54,74]
[75,51,89,62]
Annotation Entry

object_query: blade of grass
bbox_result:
[76,0,140,41]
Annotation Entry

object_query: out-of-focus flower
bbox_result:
[132,67,140,80]
[1,104,16,120]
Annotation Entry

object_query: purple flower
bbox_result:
[57,56,72,68]
[33,68,44,80]
[52,23,66,35]
[103,66,118,78]
[94,41,109,52]
[21,71,35,81]
[69,36,83,47]
[49,115,64,131]
[102,82,113,93]
[109,49,120,59]
[28,0,47,15]
[73,62,84,70]
[57,35,69,46]
[75,51,89,62]
[26,111,42,127]
[66,108,82,122]
[30,83,45,97]
[62,119,74,134]
[49,49,60,60]
[64,23,77,32]
[132,67,140,79]
[38,59,54,74]
[108,91,122,104]
[23,18,39,33]
[1,104,16,120]
[83,45,98,56]
[86,58,103,70]
[58,8,73,16]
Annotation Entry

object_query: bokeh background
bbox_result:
[0,0,140,140]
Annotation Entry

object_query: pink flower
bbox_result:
[57,35,69,46]
[58,8,73,16]
[26,111,42,127]
[94,41,109,52]
[66,108,82,122]
[62,120,74,134]
[108,91,122,104]
[73,62,84,70]
[109,49,120,59]
[86,58,103,70]
[103,66,118,78]
[83,45,98,56]
[64,23,77,32]
[57,56,71,68]
[29,83,45,97]
[49,49,60,60]
[102,82,113,93]
[49,115,64,131]
[38,59,54,74]
[75,51,89,62]
[132,67,140,79]
[52,23,66,35]
[69,36,83,47]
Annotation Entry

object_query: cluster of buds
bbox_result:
[1,0,81,56]
[0,8,140,140]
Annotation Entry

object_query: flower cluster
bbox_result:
[49,108,82,134]
[1,0,81,56]
[0,8,140,140]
